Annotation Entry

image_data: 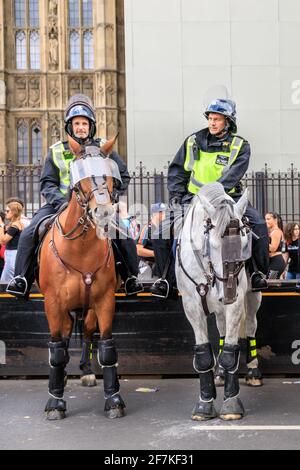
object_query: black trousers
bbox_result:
[152,202,269,287]
[14,204,139,287]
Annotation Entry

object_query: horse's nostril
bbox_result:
[104,211,108,217]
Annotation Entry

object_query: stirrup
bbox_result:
[6,276,28,295]
[151,278,170,298]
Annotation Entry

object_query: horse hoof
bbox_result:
[191,401,217,421]
[214,375,225,387]
[105,406,125,419]
[45,398,66,420]
[104,394,126,419]
[245,377,263,387]
[245,368,263,387]
[219,397,244,421]
[81,374,97,387]
[45,409,66,421]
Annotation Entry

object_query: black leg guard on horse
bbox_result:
[219,343,240,400]
[191,343,217,420]
[98,338,125,418]
[45,339,70,419]
[245,337,263,386]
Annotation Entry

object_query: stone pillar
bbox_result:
[0,0,6,164]
[94,0,127,160]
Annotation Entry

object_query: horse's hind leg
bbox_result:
[96,296,125,419]
[80,309,98,387]
[44,305,73,420]
[245,290,263,387]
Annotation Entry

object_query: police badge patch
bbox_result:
[216,155,229,166]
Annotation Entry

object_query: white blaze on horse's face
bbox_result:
[70,151,122,239]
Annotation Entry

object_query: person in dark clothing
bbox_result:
[6,94,143,297]
[150,98,269,298]
[284,222,300,280]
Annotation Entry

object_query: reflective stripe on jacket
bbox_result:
[184,135,244,194]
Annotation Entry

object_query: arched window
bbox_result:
[82,0,93,27]
[30,31,40,70]
[15,0,25,28]
[17,122,29,164]
[31,124,41,164]
[16,31,27,70]
[70,31,80,69]
[83,31,93,69]
[29,0,39,27]
[14,0,40,70]
[69,0,80,28]
[68,0,94,70]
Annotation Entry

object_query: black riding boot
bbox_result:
[113,239,143,295]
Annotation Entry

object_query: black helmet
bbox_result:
[204,99,237,133]
[65,94,96,144]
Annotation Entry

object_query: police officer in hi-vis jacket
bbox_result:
[150,99,269,299]
[7,94,143,297]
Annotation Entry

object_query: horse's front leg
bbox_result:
[95,294,125,419]
[245,290,263,387]
[181,295,217,421]
[219,297,245,421]
[214,312,226,387]
[44,303,73,420]
[80,309,98,387]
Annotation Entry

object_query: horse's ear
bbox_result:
[100,133,119,156]
[234,188,248,219]
[197,194,215,219]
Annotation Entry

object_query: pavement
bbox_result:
[1,378,300,450]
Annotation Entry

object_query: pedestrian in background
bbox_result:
[0,202,24,283]
[284,222,300,280]
[265,212,287,279]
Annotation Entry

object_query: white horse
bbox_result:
[175,182,262,421]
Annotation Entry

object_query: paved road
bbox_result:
[1,378,300,450]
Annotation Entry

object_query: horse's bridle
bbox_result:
[177,205,247,316]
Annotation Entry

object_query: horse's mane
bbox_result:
[196,183,235,238]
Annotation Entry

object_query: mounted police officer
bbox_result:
[7,94,143,297]
[150,98,269,298]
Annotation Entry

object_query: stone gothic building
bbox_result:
[0,0,126,166]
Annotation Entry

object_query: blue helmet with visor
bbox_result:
[204,99,237,133]
[65,94,96,144]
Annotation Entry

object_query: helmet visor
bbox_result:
[66,105,95,123]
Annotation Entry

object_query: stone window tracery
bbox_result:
[14,0,40,70]
[68,0,94,70]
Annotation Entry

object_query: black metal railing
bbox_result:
[1,162,299,224]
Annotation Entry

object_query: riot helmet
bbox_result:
[204,99,237,133]
[65,94,96,144]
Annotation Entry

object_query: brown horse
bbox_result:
[39,137,125,420]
